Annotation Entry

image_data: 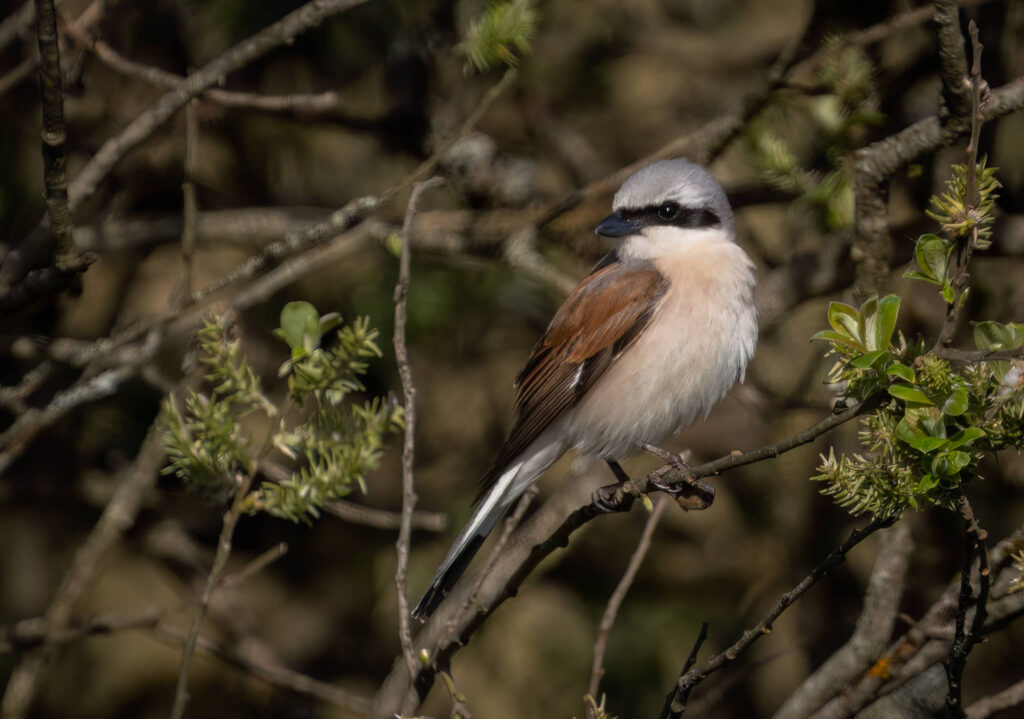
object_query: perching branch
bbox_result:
[393,176,444,679]
[372,397,880,716]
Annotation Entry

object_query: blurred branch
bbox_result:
[933,0,972,121]
[151,625,372,715]
[661,517,894,718]
[60,17,346,116]
[0,424,165,719]
[393,177,443,679]
[0,56,35,97]
[774,522,913,719]
[966,677,1024,719]
[587,495,670,707]
[0,609,163,652]
[0,0,44,53]
[170,472,254,719]
[64,0,370,216]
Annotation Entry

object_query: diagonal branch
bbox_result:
[660,517,894,717]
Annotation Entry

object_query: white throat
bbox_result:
[617,225,734,262]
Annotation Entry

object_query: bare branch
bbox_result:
[393,176,444,679]
[966,677,1024,719]
[65,0,370,215]
[663,518,894,717]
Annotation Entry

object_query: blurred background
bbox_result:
[1,0,1023,717]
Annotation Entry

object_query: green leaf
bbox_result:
[910,234,953,284]
[888,384,934,405]
[279,301,322,352]
[946,450,972,473]
[874,294,901,350]
[942,388,968,417]
[886,362,915,383]
[859,295,878,350]
[917,473,940,492]
[811,329,863,350]
[940,282,955,305]
[896,418,948,452]
[827,302,862,348]
[947,427,985,450]
[850,349,889,369]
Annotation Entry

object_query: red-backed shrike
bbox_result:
[413,158,757,620]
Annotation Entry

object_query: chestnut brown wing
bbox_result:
[476,259,668,500]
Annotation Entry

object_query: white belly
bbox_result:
[565,239,756,459]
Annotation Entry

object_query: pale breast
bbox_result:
[565,239,756,459]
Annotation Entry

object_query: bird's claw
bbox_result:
[592,482,634,513]
[649,474,715,510]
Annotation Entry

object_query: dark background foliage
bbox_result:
[1,0,1023,717]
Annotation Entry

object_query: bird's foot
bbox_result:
[648,473,715,510]
[641,443,692,471]
[593,482,627,513]
[593,460,636,512]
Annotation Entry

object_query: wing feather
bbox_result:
[476,257,668,501]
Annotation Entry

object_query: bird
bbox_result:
[412,158,757,621]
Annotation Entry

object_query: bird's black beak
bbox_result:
[595,212,641,238]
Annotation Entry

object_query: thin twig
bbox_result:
[660,622,710,719]
[33,0,73,266]
[172,98,199,306]
[944,494,991,717]
[219,542,288,590]
[0,609,163,653]
[587,495,670,704]
[936,20,986,351]
[663,518,893,717]
[151,625,372,715]
[394,176,444,679]
[170,472,254,719]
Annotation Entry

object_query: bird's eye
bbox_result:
[657,202,680,221]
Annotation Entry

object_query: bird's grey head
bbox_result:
[595,159,736,242]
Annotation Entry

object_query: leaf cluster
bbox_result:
[159,303,403,525]
[812,298,1024,517]
[925,160,1000,248]
[458,0,537,73]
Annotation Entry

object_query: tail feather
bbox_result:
[413,435,566,621]
[412,461,521,621]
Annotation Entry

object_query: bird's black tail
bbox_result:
[411,533,485,621]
